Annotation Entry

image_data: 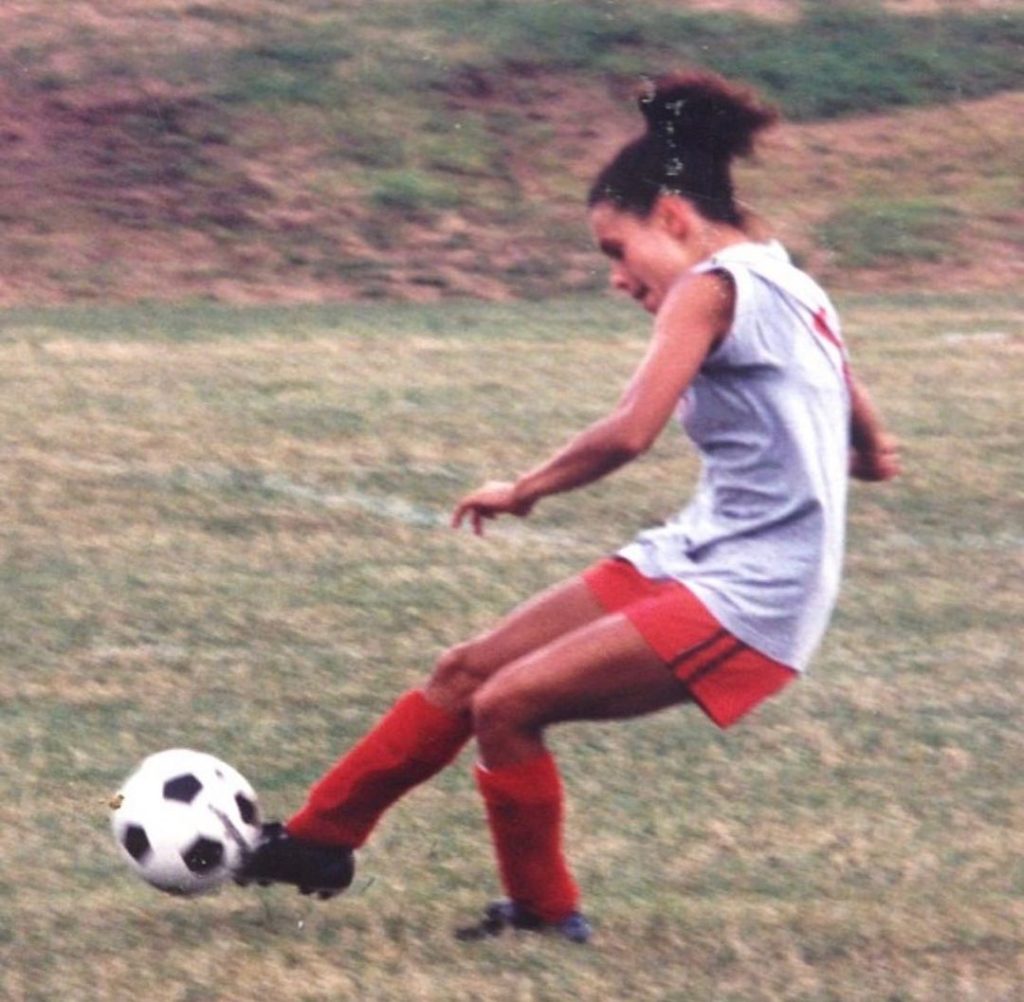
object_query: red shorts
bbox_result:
[583,558,797,728]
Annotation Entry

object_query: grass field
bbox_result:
[1,291,1022,1001]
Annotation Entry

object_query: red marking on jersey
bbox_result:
[813,308,843,350]
[812,308,851,387]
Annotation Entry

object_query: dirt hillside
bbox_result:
[0,1,1020,305]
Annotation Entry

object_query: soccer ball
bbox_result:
[110,748,262,896]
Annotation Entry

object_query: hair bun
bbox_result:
[638,70,778,159]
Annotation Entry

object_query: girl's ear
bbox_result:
[653,194,695,240]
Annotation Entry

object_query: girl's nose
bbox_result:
[610,263,631,293]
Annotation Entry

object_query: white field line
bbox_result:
[27,455,583,546]
[204,468,586,547]
[940,331,1013,345]
[12,453,1023,553]
[257,472,446,529]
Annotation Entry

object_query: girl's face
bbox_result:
[589,201,694,314]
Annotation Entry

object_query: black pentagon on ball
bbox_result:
[182,836,225,874]
[122,824,152,862]
[235,793,257,825]
[163,773,203,804]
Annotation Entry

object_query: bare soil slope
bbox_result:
[0,2,1019,305]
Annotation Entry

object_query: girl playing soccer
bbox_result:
[241,70,901,943]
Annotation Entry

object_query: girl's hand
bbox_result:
[850,434,902,482]
[451,480,535,536]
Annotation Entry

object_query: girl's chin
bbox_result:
[641,292,662,314]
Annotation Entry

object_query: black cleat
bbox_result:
[455,899,592,945]
[237,822,355,899]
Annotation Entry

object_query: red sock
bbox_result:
[287,689,471,847]
[475,752,580,923]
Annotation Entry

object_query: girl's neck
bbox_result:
[689,219,751,262]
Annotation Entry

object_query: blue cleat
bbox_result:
[456,899,592,944]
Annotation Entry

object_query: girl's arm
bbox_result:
[848,370,901,482]
[452,272,733,535]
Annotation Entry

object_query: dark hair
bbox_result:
[587,71,779,226]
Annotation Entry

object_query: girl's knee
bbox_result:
[424,641,494,713]
[470,677,533,739]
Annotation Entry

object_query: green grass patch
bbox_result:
[348,0,1024,120]
[370,170,464,215]
[817,198,963,269]
[731,2,1024,119]
[165,1,1024,124]
[218,38,356,108]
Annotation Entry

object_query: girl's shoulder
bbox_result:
[695,241,834,320]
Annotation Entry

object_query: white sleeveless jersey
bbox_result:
[618,241,851,671]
